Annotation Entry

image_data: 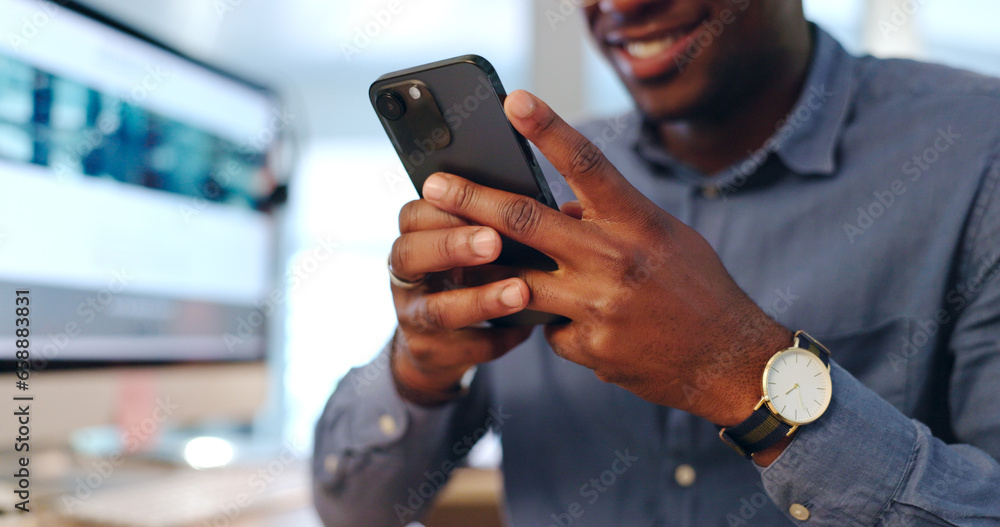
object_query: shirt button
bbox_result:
[378,414,398,436]
[701,186,719,199]
[323,455,339,474]
[789,503,810,521]
[674,464,696,487]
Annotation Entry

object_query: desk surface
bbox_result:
[1,452,502,527]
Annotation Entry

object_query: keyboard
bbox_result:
[55,462,310,527]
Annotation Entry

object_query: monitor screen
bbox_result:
[0,0,280,367]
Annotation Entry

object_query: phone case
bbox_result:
[371,55,564,326]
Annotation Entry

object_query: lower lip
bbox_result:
[611,27,701,80]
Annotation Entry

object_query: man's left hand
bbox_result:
[420,90,792,427]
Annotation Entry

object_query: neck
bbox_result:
[658,27,814,175]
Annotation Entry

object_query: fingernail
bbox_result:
[471,229,496,258]
[508,91,536,119]
[423,174,446,200]
[501,284,523,309]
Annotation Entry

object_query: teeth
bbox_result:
[625,35,677,59]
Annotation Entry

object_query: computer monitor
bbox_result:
[0,0,287,451]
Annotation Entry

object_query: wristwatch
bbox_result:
[719,330,832,459]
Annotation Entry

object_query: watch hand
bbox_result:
[785,383,799,395]
[796,387,805,409]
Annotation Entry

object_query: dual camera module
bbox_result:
[376,85,423,121]
[375,81,452,157]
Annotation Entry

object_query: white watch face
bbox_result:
[763,348,832,425]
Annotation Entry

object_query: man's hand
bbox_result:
[419,90,792,427]
[388,199,536,402]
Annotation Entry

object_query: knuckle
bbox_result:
[390,236,410,271]
[449,180,475,211]
[435,229,461,262]
[569,139,605,175]
[503,197,542,238]
[398,200,421,233]
[465,288,488,319]
[591,239,629,271]
[412,298,447,332]
[584,293,624,323]
[618,244,670,289]
[619,253,649,286]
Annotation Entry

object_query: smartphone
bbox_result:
[371,55,563,326]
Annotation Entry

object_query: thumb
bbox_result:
[504,90,650,220]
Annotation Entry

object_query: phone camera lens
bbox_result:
[376,92,406,121]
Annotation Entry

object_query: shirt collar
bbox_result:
[633,25,855,181]
[772,25,854,177]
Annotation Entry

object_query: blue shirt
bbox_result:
[314,26,1000,526]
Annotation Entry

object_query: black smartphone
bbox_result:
[371,55,563,326]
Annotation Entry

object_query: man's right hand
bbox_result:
[388,198,534,402]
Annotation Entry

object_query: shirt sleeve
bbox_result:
[758,155,1000,526]
[312,342,493,527]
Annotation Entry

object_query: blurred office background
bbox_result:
[68,0,1000,449]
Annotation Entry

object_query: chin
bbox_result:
[618,68,721,123]
[631,85,701,122]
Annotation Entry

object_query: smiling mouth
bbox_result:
[621,28,693,59]
[605,18,708,80]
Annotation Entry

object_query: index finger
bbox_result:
[504,90,651,220]
[421,172,589,265]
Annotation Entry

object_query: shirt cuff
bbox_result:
[757,361,919,526]
[313,346,463,492]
